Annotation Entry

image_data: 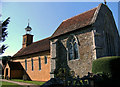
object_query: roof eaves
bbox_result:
[12,49,50,59]
[50,24,92,40]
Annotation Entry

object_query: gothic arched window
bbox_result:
[67,35,80,60]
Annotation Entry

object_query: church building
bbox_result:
[4,3,120,81]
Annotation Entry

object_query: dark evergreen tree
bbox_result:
[0,56,11,65]
[0,17,10,54]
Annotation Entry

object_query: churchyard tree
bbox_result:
[0,16,10,54]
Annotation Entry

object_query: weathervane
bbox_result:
[25,19,32,34]
[28,19,30,26]
[104,0,107,5]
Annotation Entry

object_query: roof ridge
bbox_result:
[63,7,98,22]
[51,4,99,39]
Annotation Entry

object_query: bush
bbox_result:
[92,56,120,79]
[54,68,75,80]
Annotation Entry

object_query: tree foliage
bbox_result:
[0,56,11,65]
[55,67,75,81]
[0,17,10,54]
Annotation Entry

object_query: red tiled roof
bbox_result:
[51,7,97,38]
[13,37,50,58]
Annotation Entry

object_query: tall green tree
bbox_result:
[0,17,10,54]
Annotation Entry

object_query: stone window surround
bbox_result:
[67,34,80,61]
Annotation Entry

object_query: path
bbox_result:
[1,79,40,87]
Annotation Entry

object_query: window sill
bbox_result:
[68,58,80,61]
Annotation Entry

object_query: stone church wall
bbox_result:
[50,26,96,77]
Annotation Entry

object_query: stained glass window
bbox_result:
[67,35,79,60]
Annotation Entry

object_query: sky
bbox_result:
[1,1,119,57]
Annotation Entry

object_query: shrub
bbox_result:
[92,56,120,79]
[54,68,75,80]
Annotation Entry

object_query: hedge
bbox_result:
[92,56,120,79]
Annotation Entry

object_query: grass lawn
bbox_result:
[11,79,45,85]
[1,81,23,87]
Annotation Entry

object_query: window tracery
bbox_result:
[67,35,80,60]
